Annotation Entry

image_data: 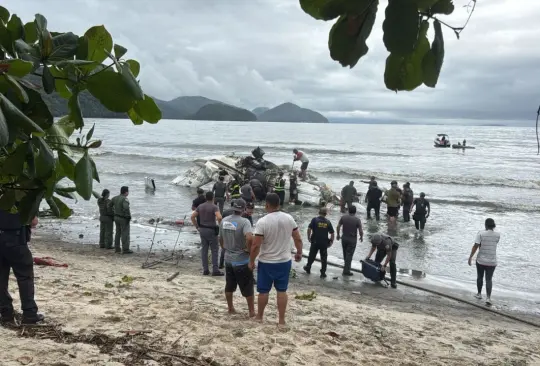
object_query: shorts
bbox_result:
[387,206,399,217]
[257,260,292,294]
[225,264,254,297]
[300,161,309,171]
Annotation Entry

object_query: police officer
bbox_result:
[274,171,286,206]
[0,208,44,324]
[365,233,399,288]
[110,186,133,254]
[213,176,227,214]
[303,208,334,278]
[97,189,114,249]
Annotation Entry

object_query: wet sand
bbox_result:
[1,231,539,366]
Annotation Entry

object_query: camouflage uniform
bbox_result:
[110,195,131,253]
[97,197,114,248]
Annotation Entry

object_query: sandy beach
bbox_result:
[1,231,539,366]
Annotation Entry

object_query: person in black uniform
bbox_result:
[273,171,286,206]
[366,233,399,289]
[303,208,334,278]
[410,192,430,230]
[401,182,414,223]
[365,181,382,220]
[0,209,44,324]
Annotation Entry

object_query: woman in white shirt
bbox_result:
[468,218,500,305]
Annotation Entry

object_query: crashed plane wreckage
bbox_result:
[171,147,338,207]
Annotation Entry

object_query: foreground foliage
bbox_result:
[0,7,161,223]
[300,0,473,91]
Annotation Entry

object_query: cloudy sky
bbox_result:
[4,0,540,123]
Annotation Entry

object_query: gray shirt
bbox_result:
[196,201,219,227]
[241,184,253,200]
[213,181,227,198]
[219,214,252,265]
[338,214,362,239]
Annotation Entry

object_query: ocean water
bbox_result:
[43,119,540,306]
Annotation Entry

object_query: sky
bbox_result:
[4,0,540,124]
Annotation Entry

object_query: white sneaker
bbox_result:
[486,297,492,306]
[474,293,482,299]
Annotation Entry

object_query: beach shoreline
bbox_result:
[1,229,539,366]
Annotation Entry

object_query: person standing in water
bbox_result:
[468,218,500,306]
[228,178,241,201]
[336,205,363,276]
[241,180,255,203]
[340,181,358,213]
[365,181,382,220]
[401,183,414,223]
[410,192,430,230]
[304,208,334,278]
[97,189,114,249]
[384,181,401,222]
[213,176,227,214]
[293,148,309,180]
[273,171,286,206]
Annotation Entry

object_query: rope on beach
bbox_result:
[303,254,540,329]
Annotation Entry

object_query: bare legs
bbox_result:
[254,292,288,325]
[225,292,256,317]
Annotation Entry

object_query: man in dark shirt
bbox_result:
[213,176,227,214]
[410,192,430,231]
[365,233,399,288]
[241,180,255,203]
[303,208,334,278]
[336,205,363,276]
[340,181,358,213]
[273,171,286,206]
[250,178,265,201]
[192,188,206,210]
[401,182,414,222]
[365,181,382,220]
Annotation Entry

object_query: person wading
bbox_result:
[213,176,227,214]
[468,218,500,306]
[340,181,358,213]
[384,181,401,223]
[410,192,430,231]
[273,171,286,206]
[336,205,363,276]
[192,188,205,210]
[0,209,44,324]
[228,178,241,200]
[110,186,132,254]
[250,193,303,325]
[240,180,255,203]
[97,189,114,249]
[365,181,382,220]
[304,208,334,278]
[250,178,265,201]
[191,191,224,276]
[366,233,399,289]
[219,199,255,317]
[292,148,309,180]
[401,183,414,223]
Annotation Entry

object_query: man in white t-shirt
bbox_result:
[293,148,309,180]
[249,193,303,325]
[468,218,500,306]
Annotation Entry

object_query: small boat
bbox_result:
[434,134,451,148]
[452,144,475,149]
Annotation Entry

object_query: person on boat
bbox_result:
[98,189,114,249]
[401,183,414,223]
[293,148,309,180]
[336,205,363,276]
[228,179,241,201]
[365,181,382,220]
[273,171,286,206]
[304,208,334,279]
[468,218,500,306]
[250,178,266,201]
[213,176,227,214]
[340,181,358,213]
[410,192,430,231]
[241,180,255,203]
[365,233,399,289]
[383,181,401,222]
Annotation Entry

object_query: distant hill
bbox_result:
[190,103,257,121]
[252,107,269,116]
[258,103,328,123]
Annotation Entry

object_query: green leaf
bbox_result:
[0,94,44,135]
[0,59,33,77]
[114,43,127,59]
[35,14,47,34]
[414,0,438,11]
[58,151,76,180]
[45,197,59,216]
[40,30,53,58]
[0,189,16,211]
[18,190,44,225]
[55,115,76,137]
[127,108,143,125]
[119,63,144,101]
[86,123,95,142]
[0,21,14,56]
[24,22,38,43]
[2,142,28,175]
[3,74,29,103]
[328,2,378,68]
[90,156,99,183]
[86,70,136,113]
[125,59,140,77]
[84,25,113,65]
[382,0,420,55]
[48,65,72,99]
[22,87,53,130]
[423,20,445,88]
[74,151,93,200]
[25,142,36,179]
[33,136,55,179]
[384,20,430,91]
[0,106,8,147]
[54,59,96,68]
[134,94,162,124]
[87,140,102,148]
[0,6,10,24]
[14,39,41,68]
[49,32,79,61]
[51,196,72,218]
[300,0,374,21]
[7,14,24,42]
[68,92,84,129]
[431,0,454,15]
[42,65,55,94]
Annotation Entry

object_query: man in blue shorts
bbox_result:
[249,193,303,325]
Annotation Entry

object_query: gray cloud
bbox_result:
[4,0,540,123]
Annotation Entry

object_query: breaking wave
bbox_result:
[427,198,539,213]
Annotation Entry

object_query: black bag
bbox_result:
[361,259,389,285]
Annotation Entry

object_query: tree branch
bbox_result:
[421,0,477,40]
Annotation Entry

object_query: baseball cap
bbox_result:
[233,199,246,212]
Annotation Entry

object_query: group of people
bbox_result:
[96,186,133,254]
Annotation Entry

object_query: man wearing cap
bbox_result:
[410,192,430,230]
[366,233,399,288]
[273,172,286,206]
[219,199,255,316]
[340,181,358,213]
[384,181,401,222]
[365,181,382,220]
[303,208,334,278]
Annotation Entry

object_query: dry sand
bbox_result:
[1,232,539,366]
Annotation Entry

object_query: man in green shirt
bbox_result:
[384,181,401,223]
[109,186,133,254]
